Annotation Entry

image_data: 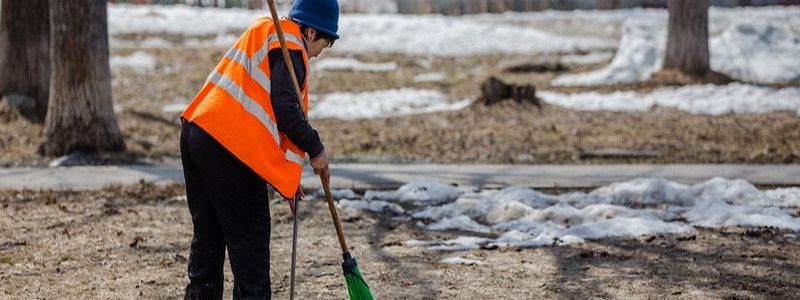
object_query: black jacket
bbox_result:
[268,49,324,159]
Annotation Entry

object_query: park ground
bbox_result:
[2,183,800,299]
[1,6,799,299]
[1,50,799,167]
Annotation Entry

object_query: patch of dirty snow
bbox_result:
[311,188,360,200]
[560,52,614,65]
[441,257,483,266]
[110,51,156,74]
[343,178,800,250]
[538,83,800,115]
[365,181,460,206]
[309,89,472,120]
[413,72,447,83]
[315,57,397,72]
[337,199,405,214]
[162,102,187,113]
[553,19,800,86]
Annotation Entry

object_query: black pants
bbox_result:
[181,122,271,300]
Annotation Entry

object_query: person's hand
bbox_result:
[310,149,330,187]
[287,185,303,216]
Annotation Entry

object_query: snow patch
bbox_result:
[554,19,800,86]
[109,4,258,36]
[311,188,360,200]
[365,181,460,206]
[110,51,157,74]
[309,89,472,120]
[338,199,405,214]
[712,21,800,84]
[162,102,187,113]
[341,177,800,250]
[335,14,613,56]
[539,83,800,115]
[552,20,665,86]
[315,57,398,72]
[560,52,614,65]
[441,257,482,266]
[413,72,447,83]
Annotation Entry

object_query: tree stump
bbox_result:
[479,76,542,109]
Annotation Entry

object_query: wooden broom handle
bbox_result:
[321,174,349,253]
[266,0,306,115]
[268,0,346,253]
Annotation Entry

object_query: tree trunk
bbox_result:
[663,0,710,76]
[40,0,125,156]
[0,0,50,122]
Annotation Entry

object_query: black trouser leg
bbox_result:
[182,123,226,300]
[182,122,272,300]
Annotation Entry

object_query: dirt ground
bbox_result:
[1,45,799,167]
[2,184,800,299]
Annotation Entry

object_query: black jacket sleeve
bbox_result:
[268,49,324,159]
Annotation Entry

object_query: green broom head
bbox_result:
[342,251,374,300]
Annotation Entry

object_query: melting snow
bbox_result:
[441,257,483,266]
[338,199,405,214]
[108,4,800,61]
[413,72,447,83]
[538,83,800,115]
[109,51,156,74]
[336,177,800,250]
[560,52,615,65]
[162,102,187,113]
[315,57,398,72]
[553,19,800,86]
[309,89,472,120]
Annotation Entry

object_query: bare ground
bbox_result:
[2,184,800,299]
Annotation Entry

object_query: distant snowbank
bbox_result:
[308,89,472,120]
[324,177,800,250]
[334,14,614,56]
[539,83,800,115]
[107,4,614,55]
[314,57,398,72]
[109,4,800,57]
[553,19,800,85]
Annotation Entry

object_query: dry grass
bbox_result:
[1,46,798,166]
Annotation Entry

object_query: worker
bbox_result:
[179,0,338,298]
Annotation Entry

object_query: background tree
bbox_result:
[0,0,50,121]
[40,0,125,156]
[663,0,710,76]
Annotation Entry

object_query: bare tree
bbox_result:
[40,0,125,156]
[663,0,710,76]
[0,0,50,122]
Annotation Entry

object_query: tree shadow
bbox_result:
[546,230,800,299]
[364,211,441,300]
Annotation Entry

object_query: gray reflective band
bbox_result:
[223,47,271,94]
[207,71,281,145]
[285,151,304,166]
[253,32,305,65]
[267,33,304,50]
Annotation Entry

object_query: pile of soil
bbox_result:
[2,184,799,299]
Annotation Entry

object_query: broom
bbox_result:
[266,1,374,298]
[320,174,375,300]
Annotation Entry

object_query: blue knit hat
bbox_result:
[289,0,340,39]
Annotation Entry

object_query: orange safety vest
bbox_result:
[182,17,310,199]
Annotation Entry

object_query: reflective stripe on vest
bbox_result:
[181,17,310,199]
